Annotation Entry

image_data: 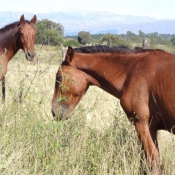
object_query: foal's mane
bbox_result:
[74,45,161,54]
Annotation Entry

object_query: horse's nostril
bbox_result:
[52,110,55,117]
[26,51,35,60]
[27,52,31,57]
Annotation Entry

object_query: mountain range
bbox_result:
[0,11,175,36]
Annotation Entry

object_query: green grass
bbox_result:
[0,45,175,174]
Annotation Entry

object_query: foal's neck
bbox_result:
[74,53,136,98]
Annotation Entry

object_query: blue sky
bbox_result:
[1,0,175,19]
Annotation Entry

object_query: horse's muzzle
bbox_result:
[52,109,64,121]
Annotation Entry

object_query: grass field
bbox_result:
[0,44,175,175]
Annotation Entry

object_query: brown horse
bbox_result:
[0,14,37,101]
[52,45,175,173]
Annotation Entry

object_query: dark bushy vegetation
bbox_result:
[35,19,64,46]
[78,31,91,45]
[35,19,175,48]
[63,39,81,47]
[66,31,174,48]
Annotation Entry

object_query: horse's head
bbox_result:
[18,14,37,61]
[52,66,90,120]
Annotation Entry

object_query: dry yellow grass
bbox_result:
[0,45,175,174]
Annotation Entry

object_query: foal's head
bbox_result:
[17,14,37,61]
[52,66,90,120]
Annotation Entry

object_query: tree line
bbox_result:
[35,19,175,47]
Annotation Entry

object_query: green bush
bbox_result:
[35,19,64,46]
[63,39,81,47]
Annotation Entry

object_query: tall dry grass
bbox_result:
[0,45,175,175]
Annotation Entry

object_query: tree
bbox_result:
[171,35,175,45]
[78,31,91,45]
[139,30,146,38]
[35,19,64,46]
[126,31,135,36]
[100,33,118,46]
[63,39,81,47]
[99,33,131,47]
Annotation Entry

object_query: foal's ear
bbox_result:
[19,14,25,24]
[66,46,74,62]
[31,15,37,25]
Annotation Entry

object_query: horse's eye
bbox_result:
[20,33,24,37]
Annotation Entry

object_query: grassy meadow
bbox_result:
[0,44,175,175]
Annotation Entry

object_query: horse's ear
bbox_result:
[31,15,37,25]
[66,46,74,62]
[19,14,25,24]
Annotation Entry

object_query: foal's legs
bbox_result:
[134,120,160,174]
[120,98,160,174]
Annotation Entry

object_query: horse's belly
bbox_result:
[155,99,175,133]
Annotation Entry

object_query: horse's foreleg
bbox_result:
[120,91,161,174]
[0,58,8,103]
[2,77,5,103]
[134,120,160,174]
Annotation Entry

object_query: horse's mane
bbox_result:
[0,21,18,32]
[0,20,31,50]
[0,21,19,50]
[74,45,162,54]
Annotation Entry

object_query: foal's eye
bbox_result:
[20,33,24,37]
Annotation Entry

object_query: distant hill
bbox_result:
[0,11,175,36]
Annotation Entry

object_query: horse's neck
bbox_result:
[74,53,134,98]
[1,46,19,61]
[0,27,19,61]
[0,30,20,81]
